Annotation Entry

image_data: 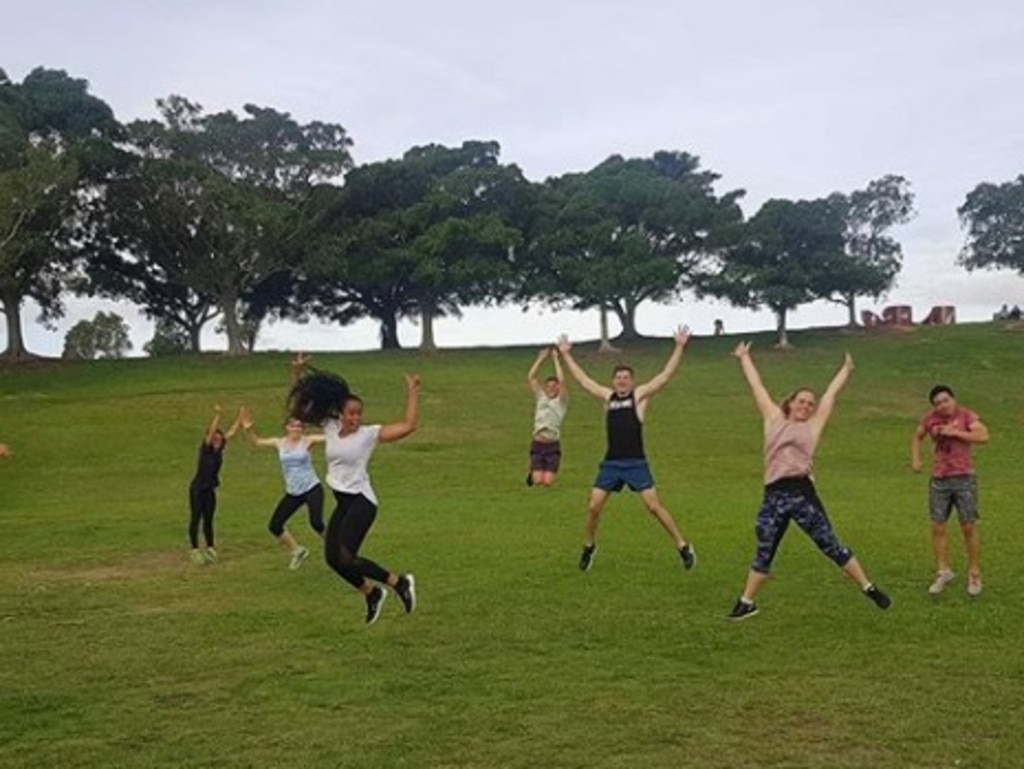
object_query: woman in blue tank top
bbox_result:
[240,408,326,571]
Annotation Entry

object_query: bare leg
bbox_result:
[741,570,770,603]
[278,530,301,553]
[638,488,687,548]
[840,556,872,589]
[585,488,611,545]
[962,522,981,578]
[931,521,951,573]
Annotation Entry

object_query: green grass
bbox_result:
[1,323,1022,768]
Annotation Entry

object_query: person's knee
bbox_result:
[268,521,284,537]
[961,521,977,536]
[826,544,853,567]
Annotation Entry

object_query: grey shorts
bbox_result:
[929,475,979,524]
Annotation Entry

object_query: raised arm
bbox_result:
[636,326,690,400]
[733,342,781,422]
[203,406,223,445]
[291,351,311,386]
[551,348,568,403]
[379,374,420,443]
[223,407,245,440]
[526,348,549,394]
[557,335,612,401]
[239,407,280,449]
[811,353,853,429]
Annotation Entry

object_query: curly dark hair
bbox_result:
[287,369,351,424]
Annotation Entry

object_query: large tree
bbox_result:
[698,197,846,348]
[529,151,743,343]
[822,175,915,326]
[305,141,529,350]
[83,96,352,354]
[0,67,118,360]
[957,174,1024,277]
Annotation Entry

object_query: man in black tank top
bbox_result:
[557,329,696,574]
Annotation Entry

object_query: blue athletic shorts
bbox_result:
[593,459,654,493]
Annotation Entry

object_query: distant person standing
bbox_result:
[188,406,242,564]
[526,348,568,487]
[910,385,989,596]
[239,408,326,571]
[726,343,891,620]
[557,328,696,573]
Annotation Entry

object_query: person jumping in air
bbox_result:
[557,328,695,573]
[239,408,326,571]
[188,405,242,564]
[726,342,891,620]
[526,347,568,487]
[288,365,420,626]
[910,385,989,597]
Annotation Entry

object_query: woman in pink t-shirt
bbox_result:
[910,385,988,597]
[726,342,891,621]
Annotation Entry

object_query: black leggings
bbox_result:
[268,484,325,537]
[188,484,216,548]
[325,491,391,590]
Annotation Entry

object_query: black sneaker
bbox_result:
[678,543,696,571]
[579,544,597,572]
[726,598,759,621]
[525,473,534,487]
[395,574,417,614]
[365,586,387,625]
[864,584,892,610]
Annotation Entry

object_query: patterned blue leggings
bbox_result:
[751,480,853,574]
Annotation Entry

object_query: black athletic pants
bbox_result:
[325,491,391,589]
[268,484,325,537]
[188,483,216,548]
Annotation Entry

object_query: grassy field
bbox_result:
[1,323,1022,768]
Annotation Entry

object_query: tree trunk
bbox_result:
[618,297,640,341]
[220,293,245,356]
[379,312,401,350]
[187,322,203,354]
[598,305,620,354]
[775,307,792,349]
[0,294,30,360]
[419,302,437,351]
[845,292,857,327]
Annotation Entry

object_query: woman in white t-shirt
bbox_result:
[289,368,421,625]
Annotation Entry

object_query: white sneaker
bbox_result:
[288,546,309,571]
[204,547,218,564]
[190,548,205,565]
[928,569,955,594]
[967,574,982,597]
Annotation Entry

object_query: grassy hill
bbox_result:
[0,323,1021,768]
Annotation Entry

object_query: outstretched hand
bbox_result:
[732,341,752,359]
[842,352,854,370]
[404,373,421,391]
[535,348,550,361]
[557,334,571,354]
[239,407,254,430]
[674,325,691,347]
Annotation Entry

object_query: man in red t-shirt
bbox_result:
[910,385,989,596]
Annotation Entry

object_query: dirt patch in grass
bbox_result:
[27,549,187,585]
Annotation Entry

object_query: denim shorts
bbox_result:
[929,475,979,524]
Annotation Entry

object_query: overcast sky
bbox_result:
[4,0,1024,354]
